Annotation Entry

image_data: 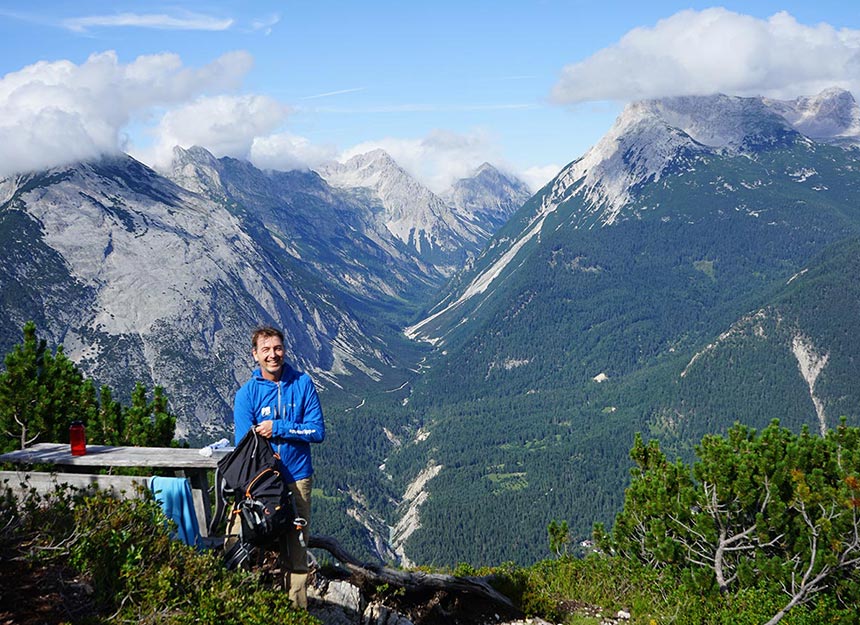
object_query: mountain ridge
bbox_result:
[406,88,860,345]
[0,147,531,443]
[387,87,860,566]
[315,151,530,273]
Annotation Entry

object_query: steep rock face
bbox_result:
[168,146,443,302]
[0,172,97,351]
[167,145,228,198]
[0,155,387,438]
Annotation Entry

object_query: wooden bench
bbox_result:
[0,469,150,499]
[0,443,230,539]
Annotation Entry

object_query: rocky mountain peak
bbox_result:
[173,145,220,165]
[644,93,796,149]
[316,151,482,268]
[352,147,398,168]
[474,161,500,177]
[469,162,529,192]
[535,98,706,224]
[443,163,532,234]
[167,145,228,198]
[764,87,860,143]
[318,149,421,195]
[537,90,856,226]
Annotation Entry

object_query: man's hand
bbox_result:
[255,420,274,438]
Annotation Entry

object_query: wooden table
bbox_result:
[0,443,232,538]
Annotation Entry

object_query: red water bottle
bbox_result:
[70,420,86,456]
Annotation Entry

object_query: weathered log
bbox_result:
[308,534,516,610]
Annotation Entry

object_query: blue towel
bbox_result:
[149,476,201,549]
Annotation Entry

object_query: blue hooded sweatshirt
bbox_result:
[233,364,325,483]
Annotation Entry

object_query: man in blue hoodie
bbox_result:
[233,325,325,608]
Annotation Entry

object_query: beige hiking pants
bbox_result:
[279,477,313,608]
[223,477,313,609]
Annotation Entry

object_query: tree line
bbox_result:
[0,321,175,453]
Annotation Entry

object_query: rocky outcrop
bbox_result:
[308,574,633,625]
[309,578,416,625]
[307,535,520,625]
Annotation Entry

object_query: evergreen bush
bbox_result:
[0,484,318,624]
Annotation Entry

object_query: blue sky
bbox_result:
[0,1,858,192]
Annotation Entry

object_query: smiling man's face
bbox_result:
[253,334,285,381]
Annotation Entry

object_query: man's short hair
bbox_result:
[251,326,284,350]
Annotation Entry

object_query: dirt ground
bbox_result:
[0,549,97,625]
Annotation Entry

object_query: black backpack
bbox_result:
[209,430,304,567]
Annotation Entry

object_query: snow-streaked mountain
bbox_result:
[316,150,486,273]
[407,88,860,344]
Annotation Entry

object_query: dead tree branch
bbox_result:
[308,534,517,610]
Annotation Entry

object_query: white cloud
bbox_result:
[341,128,506,193]
[301,87,366,100]
[0,45,547,188]
[250,14,281,35]
[250,133,337,172]
[520,164,560,192]
[63,12,233,33]
[0,48,364,180]
[0,50,253,179]
[137,94,289,170]
[551,9,860,105]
